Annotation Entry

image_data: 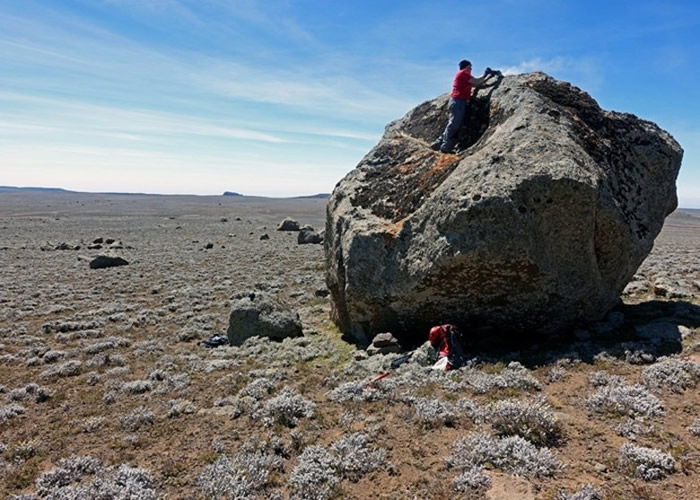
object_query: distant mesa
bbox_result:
[0,186,74,193]
[294,193,330,199]
[222,191,243,197]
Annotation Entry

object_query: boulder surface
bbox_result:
[325,72,683,345]
[227,292,303,346]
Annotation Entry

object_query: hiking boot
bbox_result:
[430,140,442,151]
[440,146,454,154]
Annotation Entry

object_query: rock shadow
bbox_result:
[461,299,699,368]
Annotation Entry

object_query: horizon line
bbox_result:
[0,185,330,199]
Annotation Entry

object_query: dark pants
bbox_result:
[436,97,468,152]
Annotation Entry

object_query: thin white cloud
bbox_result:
[500,56,604,94]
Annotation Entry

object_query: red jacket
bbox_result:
[429,324,453,358]
[451,69,473,100]
[429,324,467,370]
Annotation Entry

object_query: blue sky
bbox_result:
[1,0,699,206]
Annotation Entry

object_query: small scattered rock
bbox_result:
[89,255,129,269]
[593,462,608,473]
[298,229,323,245]
[372,332,400,348]
[260,233,270,240]
[56,242,78,251]
[277,218,300,231]
[366,332,402,355]
[204,243,214,249]
[93,237,104,244]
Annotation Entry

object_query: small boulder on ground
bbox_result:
[227,292,303,346]
[56,242,78,251]
[298,228,323,245]
[277,218,301,231]
[366,332,402,355]
[89,255,129,269]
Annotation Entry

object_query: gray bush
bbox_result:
[40,360,82,379]
[454,398,482,421]
[37,456,103,494]
[105,366,131,378]
[0,403,25,425]
[328,380,389,403]
[198,451,283,499]
[546,366,568,383]
[166,399,196,418]
[42,350,67,363]
[555,484,603,500]
[453,466,492,497]
[255,387,315,427]
[81,416,105,433]
[86,353,127,368]
[289,445,340,500]
[688,417,700,437]
[120,380,153,395]
[485,398,563,446]
[463,362,542,394]
[153,373,190,394]
[585,383,664,418]
[331,432,387,481]
[446,433,562,478]
[619,443,675,481]
[35,456,157,499]
[119,406,155,431]
[240,377,276,400]
[641,357,700,393]
[615,418,653,440]
[409,397,457,428]
[82,337,130,355]
[6,438,42,462]
[588,370,625,387]
[6,384,50,403]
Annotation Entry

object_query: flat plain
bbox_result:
[1,192,698,499]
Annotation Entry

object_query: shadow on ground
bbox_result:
[461,299,700,368]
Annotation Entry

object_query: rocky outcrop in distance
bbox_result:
[325,72,683,345]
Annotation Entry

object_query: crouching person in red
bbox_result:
[428,324,467,370]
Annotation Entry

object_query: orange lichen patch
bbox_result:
[397,151,434,174]
[383,216,409,245]
[419,153,460,187]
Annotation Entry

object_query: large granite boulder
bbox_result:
[227,292,303,346]
[325,72,683,345]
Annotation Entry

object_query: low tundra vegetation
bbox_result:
[0,206,698,499]
[619,443,676,481]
